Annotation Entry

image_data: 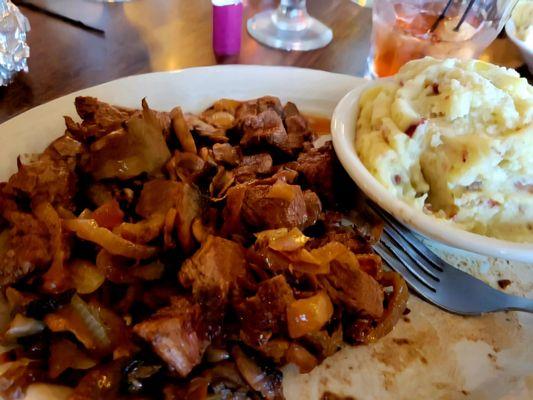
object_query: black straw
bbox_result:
[454,0,477,32]
[430,0,454,33]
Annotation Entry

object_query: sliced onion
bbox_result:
[70,295,111,350]
[232,346,282,399]
[45,295,111,353]
[171,106,197,154]
[70,259,106,294]
[113,213,165,244]
[63,218,157,259]
[258,227,310,252]
[24,383,73,400]
[131,260,165,281]
[365,271,408,343]
[309,241,349,265]
[205,347,231,363]
[285,343,318,373]
[3,314,45,341]
[266,180,296,202]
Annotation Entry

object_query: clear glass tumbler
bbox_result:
[368,0,519,77]
[247,0,333,51]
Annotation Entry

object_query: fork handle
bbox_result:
[505,295,533,313]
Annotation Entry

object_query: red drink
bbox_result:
[369,0,516,77]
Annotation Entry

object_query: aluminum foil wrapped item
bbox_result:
[0,0,30,86]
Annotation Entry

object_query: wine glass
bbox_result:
[247,0,333,51]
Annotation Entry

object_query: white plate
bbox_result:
[1,66,531,400]
[331,80,533,263]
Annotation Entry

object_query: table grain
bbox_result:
[0,0,528,123]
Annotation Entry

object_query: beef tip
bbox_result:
[236,275,295,348]
[303,190,322,228]
[49,136,84,158]
[280,102,312,154]
[283,102,308,136]
[134,297,208,377]
[235,96,283,122]
[323,259,384,318]
[307,226,373,255]
[234,153,273,183]
[73,96,133,140]
[6,151,77,209]
[240,110,288,150]
[212,143,240,167]
[295,141,336,204]
[240,181,321,231]
[241,153,273,175]
[136,179,182,218]
[179,235,247,305]
[0,212,51,286]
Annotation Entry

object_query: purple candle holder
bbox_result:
[212,0,243,56]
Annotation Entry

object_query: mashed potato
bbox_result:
[355,57,533,243]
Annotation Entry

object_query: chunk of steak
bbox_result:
[0,212,51,286]
[179,235,247,305]
[280,102,311,154]
[212,143,240,166]
[136,179,182,218]
[134,297,208,377]
[240,182,320,231]
[6,151,78,209]
[240,110,288,150]
[73,96,133,140]
[236,275,295,348]
[303,190,322,228]
[234,153,273,183]
[235,96,283,123]
[307,226,373,255]
[324,260,384,318]
[295,141,336,204]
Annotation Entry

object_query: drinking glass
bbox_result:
[247,0,333,51]
[368,0,519,77]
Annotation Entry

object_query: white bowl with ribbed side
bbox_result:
[331,80,533,263]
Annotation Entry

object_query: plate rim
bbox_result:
[1,64,364,126]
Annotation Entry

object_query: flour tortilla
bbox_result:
[283,242,533,400]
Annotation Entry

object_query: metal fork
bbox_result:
[370,205,533,315]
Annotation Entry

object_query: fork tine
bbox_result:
[381,224,441,281]
[380,230,437,291]
[373,242,437,299]
[371,205,445,272]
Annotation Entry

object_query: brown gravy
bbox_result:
[304,114,331,135]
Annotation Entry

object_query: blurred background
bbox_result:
[0,0,530,123]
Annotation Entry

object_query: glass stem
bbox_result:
[273,0,310,31]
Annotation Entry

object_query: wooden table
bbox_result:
[0,0,528,123]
